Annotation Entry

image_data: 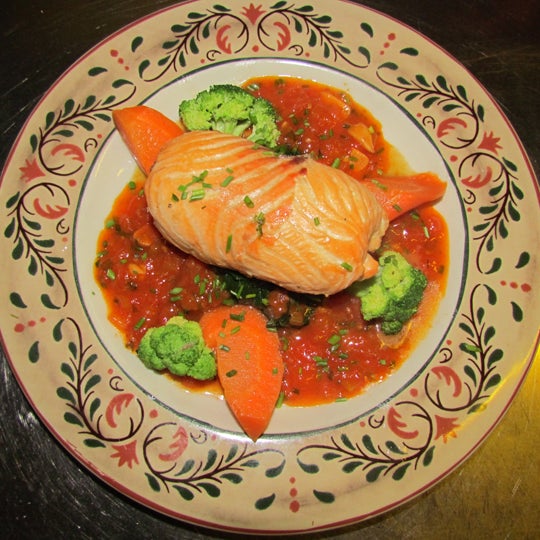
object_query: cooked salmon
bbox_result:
[145,130,388,295]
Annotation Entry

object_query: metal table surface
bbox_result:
[1,1,538,538]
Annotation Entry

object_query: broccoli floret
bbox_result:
[137,316,216,380]
[179,84,280,148]
[354,251,428,335]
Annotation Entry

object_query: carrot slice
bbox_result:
[361,172,447,221]
[112,106,184,175]
[199,305,284,441]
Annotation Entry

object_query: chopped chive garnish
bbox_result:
[189,188,206,201]
[272,367,278,375]
[134,317,146,330]
[335,397,348,402]
[230,311,246,322]
[193,170,209,182]
[169,287,183,295]
[221,175,234,187]
[392,203,402,212]
[314,216,320,226]
[225,369,237,377]
[328,334,341,346]
[105,219,116,229]
[314,355,328,367]
[341,262,353,272]
[371,179,387,191]
[199,279,207,295]
[423,225,430,238]
[243,195,254,208]
[226,234,233,253]
[254,212,265,236]
[275,391,285,408]
[171,193,179,202]
[106,268,116,280]
[128,181,137,190]
[230,325,241,335]
[220,344,231,352]
[331,158,341,168]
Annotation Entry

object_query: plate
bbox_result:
[1,0,538,533]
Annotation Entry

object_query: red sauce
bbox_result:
[277,206,447,405]
[94,77,449,406]
[245,76,391,179]
[94,177,230,350]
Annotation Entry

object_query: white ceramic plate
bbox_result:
[1,0,538,533]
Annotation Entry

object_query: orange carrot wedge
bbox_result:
[361,172,447,221]
[112,106,184,175]
[199,305,284,441]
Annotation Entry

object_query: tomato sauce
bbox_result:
[94,176,230,350]
[94,77,449,406]
[245,76,391,180]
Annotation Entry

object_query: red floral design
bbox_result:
[216,25,234,53]
[434,415,459,443]
[19,157,45,182]
[158,426,189,461]
[111,440,139,468]
[242,3,265,25]
[461,165,493,189]
[436,117,467,138]
[478,131,502,154]
[105,393,136,428]
[387,406,419,439]
[51,143,85,163]
[273,22,291,50]
[33,199,68,219]
[430,366,462,397]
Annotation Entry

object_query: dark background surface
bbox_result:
[1,1,538,538]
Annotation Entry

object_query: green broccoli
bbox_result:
[178,84,281,148]
[354,251,428,335]
[137,316,216,380]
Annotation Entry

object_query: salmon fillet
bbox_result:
[145,130,388,295]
